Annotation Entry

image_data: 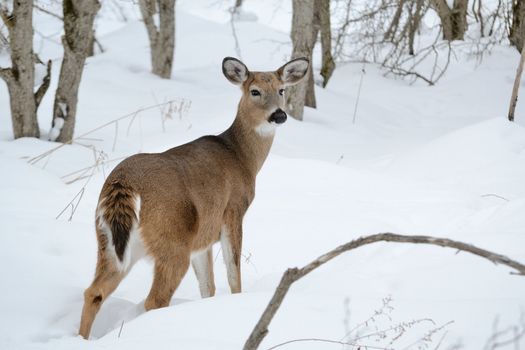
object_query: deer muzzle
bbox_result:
[268,108,287,124]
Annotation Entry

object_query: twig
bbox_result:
[229,6,243,59]
[243,233,525,350]
[56,149,106,220]
[266,337,394,350]
[33,3,63,20]
[28,100,188,165]
[112,121,119,152]
[399,320,454,350]
[118,320,124,338]
[61,156,125,184]
[352,62,366,124]
[481,193,509,201]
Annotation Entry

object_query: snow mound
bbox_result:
[386,118,525,196]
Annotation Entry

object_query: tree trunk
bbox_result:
[234,0,243,12]
[304,1,320,109]
[319,0,335,88]
[431,0,468,41]
[508,45,525,121]
[408,0,424,55]
[50,0,100,143]
[287,0,315,121]
[384,0,405,41]
[139,0,176,79]
[0,0,51,139]
[510,0,525,53]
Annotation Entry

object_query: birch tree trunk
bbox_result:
[50,0,101,143]
[139,0,176,79]
[430,0,468,41]
[0,1,51,139]
[510,0,525,53]
[286,0,315,121]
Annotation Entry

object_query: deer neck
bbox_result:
[220,111,275,177]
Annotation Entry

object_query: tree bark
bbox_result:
[50,0,100,143]
[0,1,48,139]
[286,0,315,120]
[139,0,176,79]
[510,0,525,53]
[384,0,405,41]
[408,0,424,55]
[508,45,525,121]
[318,0,335,88]
[304,1,320,109]
[431,0,468,41]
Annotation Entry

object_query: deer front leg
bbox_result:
[220,223,242,293]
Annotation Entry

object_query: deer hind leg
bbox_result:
[191,247,216,298]
[220,223,242,294]
[79,254,124,339]
[144,249,191,311]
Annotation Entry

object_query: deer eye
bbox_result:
[250,90,261,96]
[279,89,285,96]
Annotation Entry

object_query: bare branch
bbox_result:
[34,59,52,108]
[0,66,12,82]
[0,30,8,48]
[33,3,63,20]
[0,4,14,32]
[383,65,435,85]
[243,233,525,350]
[229,5,242,59]
[267,337,395,350]
[28,99,190,165]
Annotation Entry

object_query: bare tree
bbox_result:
[49,0,101,143]
[333,0,455,85]
[0,0,51,139]
[303,0,335,106]
[139,0,176,79]
[430,0,469,40]
[510,0,525,52]
[319,0,335,88]
[286,0,315,120]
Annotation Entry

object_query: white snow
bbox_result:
[49,116,64,141]
[0,0,524,349]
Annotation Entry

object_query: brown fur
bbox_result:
[78,58,308,339]
[99,179,137,261]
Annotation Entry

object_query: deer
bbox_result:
[78,57,309,339]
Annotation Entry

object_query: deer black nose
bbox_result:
[269,109,287,124]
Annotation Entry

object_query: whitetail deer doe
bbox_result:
[79,57,309,339]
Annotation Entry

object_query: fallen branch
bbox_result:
[243,233,525,350]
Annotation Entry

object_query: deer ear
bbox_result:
[222,57,249,85]
[277,58,309,86]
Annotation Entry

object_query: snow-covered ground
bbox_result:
[1,1,524,349]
